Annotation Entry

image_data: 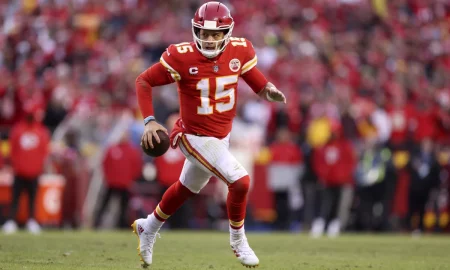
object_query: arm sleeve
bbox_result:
[240,39,268,93]
[137,45,183,119]
[136,62,175,118]
[241,67,269,94]
[159,45,182,81]
[241,39,258,75]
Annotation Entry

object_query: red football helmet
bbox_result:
[192,1,234,58]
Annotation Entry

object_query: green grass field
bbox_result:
[1,230,450,270]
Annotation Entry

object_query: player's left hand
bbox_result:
[262,82,286,103]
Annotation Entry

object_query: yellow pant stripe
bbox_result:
[156,204,170,220]
[229,219,245,227]
[180,135,229,185]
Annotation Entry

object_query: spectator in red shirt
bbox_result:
[268,127,304,231]
[94,131,142,229]
[411,99,437,143]
[2,108,50,235]
[310,120,356,238]
[386,92,414,149]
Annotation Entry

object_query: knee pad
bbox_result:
[228,175,250,196]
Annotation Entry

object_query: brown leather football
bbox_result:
[141,130,170,157]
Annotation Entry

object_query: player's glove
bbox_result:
[260,82,286,103]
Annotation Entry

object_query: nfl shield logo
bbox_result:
[213,65,219,73]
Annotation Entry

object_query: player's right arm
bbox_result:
[136,46,181,149]
[239,39,286,104]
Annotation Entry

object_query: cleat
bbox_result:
[241,264,259,268]
[231,236,259,268]
[131,219,160,268]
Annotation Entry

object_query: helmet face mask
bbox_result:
[192,25,234,58]
[191,2,234,58]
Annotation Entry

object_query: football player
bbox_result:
[133,1,286,268]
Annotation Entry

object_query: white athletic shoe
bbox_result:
[231,235,260,268]
[131,218,160,268]
[2,220,18,234]
[327,219,341,238]
[310,218,325,238]
[26,219,42,235]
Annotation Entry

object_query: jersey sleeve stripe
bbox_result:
[241,55,258,74]
[160,57,181,81]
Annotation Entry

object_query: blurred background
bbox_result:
[1,0,450,236]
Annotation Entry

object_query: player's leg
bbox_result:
[132,158,211,267]
[311,184,331,238]
[25,178,41,234]
[227,175,261,267]
[179,134,259,267]
[326,186,342,238]
[147,158,212,228]
[94,187,113,229]
[2,175,24,234]
[117,188,130,229]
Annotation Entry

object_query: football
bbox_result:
[141,130,170,157]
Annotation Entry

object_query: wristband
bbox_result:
[144,115,156,125]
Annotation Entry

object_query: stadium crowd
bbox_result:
[1,0,450,235]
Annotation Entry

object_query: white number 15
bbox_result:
[196,75,239,115]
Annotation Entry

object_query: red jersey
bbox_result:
[10,121,51,178]
[269,142,303,165]
[102,142,142,189]
[160,38,258,138]
[312,138,356,186]
[386,105,414,145]
[154,147,185,187]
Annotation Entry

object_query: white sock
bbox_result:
[230,225,245,242]
[146,213,164,233]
